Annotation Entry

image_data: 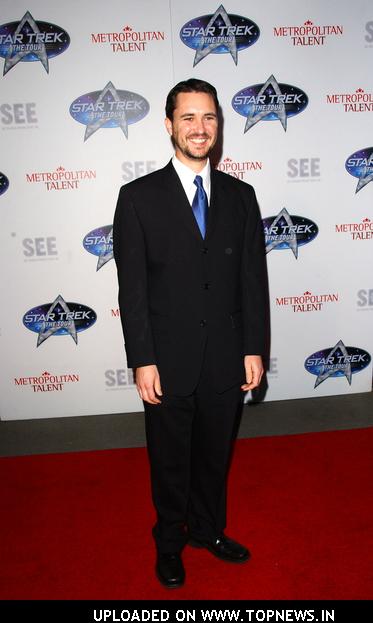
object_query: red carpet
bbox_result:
[1,427,373,600]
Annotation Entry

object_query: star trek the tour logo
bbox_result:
[26,166,96,191]
[327,88,373,113]
[232,75,308,133]
[273,19,343,46]
[91,24,165,53]
[180,4,259,66]
[14,370,80,393]
[305,340,371,388]
[345,147,373,193]
[83,225,113,271]
[335,217,373,241]
[263,208,318,257]
[0,11,70,75]
[216,156,262,180]
[276,291,339,313]
[0,171,9,195]
[70,81,149,141]
[23,295,97,347]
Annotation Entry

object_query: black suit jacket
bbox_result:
[113,160,267,395]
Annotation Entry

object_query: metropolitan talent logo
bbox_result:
[0,11,70,75]
[23,295,97,346]
[273,19,343,46]
[335,217,373,241]
[327,88,373,113]
[216,156,262,180]
[0,171,9,195]
[91,24,165,53]
[70,82,149,141]
[83,225,113,271]
[180,4,259,66]
[232,75,308,133]
[305,340,371,388]
[26,166,96,191]
[345,148,373,193]
[263,208,318,257]
[14,370,80,394]
[276,291,339,313]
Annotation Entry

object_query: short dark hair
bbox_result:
[165,78,219,120]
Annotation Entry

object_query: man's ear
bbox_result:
[164,117,173,136]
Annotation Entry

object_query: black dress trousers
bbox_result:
[144,339,244,554]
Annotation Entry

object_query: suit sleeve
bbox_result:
[241,186,268,356]
[113,185,157,368]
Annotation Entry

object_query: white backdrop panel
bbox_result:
[0,0,372,419]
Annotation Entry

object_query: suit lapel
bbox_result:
[205,167,226,242]
[161,161,205,242]
[160,161,228,243]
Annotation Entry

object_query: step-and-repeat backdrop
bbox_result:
[1,0,372,420]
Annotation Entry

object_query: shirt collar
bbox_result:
[172,155,211,201]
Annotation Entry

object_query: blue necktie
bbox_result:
[192,175,208,238]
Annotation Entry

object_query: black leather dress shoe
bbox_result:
[189,534,250,563]
[156,552,185,588]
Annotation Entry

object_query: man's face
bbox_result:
[165,91,218,166]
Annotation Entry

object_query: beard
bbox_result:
[182,146,209,160]
[173,133,216,161]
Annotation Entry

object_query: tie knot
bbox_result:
[194,175,204,190]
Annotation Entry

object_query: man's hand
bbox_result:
[135,365,163,404]
[241,355,264,391]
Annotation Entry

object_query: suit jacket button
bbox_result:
[200,320,207,327]
[202,247,208,254]
[203,283,210,290]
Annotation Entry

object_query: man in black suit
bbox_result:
[113,79,267,588]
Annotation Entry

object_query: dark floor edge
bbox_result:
[1,391,372,458]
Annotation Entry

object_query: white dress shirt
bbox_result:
[172,155,211,206]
